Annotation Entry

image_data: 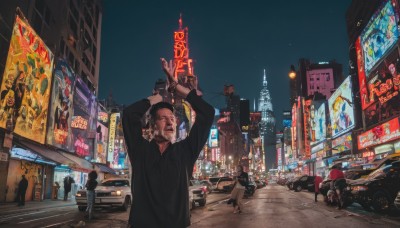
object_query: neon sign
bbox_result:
[71,116,88,130]
[368,75,400,105]
[173,16,193,79]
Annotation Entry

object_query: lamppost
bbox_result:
[288,65,296,79]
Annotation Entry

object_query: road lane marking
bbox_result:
[43,219,74,227]
[0,211,46,221]
[17,212,72,224]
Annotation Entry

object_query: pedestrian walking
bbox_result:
[63,175,75,201]
[122,58,214,228]
[16,175,28,206]
[314,175,323,202]
[229,165,248,214]
[85,171,98,220]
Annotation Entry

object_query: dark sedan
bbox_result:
[292,175,315,192]
[350,161,400,212]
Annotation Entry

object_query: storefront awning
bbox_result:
[60,152,94,173]
[10,146,57,166]
[94,163,117,174]
[17,140,73,165]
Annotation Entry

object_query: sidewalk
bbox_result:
[0,199,76,215]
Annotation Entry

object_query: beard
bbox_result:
[154,128,176,143]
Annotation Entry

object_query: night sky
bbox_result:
[99,0,352,130]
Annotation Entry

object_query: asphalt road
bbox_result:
[1,184,400,228]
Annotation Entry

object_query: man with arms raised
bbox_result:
[122,58,214,228]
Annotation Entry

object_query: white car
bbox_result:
[189,180,207,208]
[76,178,132,211]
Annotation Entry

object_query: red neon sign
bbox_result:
[173,16,193,79]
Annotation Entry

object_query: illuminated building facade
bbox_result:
[258,69,276,171]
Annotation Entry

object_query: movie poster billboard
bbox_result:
[360,0,399,76]
[47,59,75,151]
[363,48,400,127]
[0,16,54,144]
[96,105,108,164]
[313,102,326,144]
[72,78,96,159]
[328,76,355,138]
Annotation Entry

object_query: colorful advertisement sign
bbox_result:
[303,99,311,158]
[291,103,297,152]
[328,76,355,138]
[96,105,108,164]
[208,127,218,148]
[332,132,352,154]
[173,24,193,79]
[108,113,119,162]
[361,0,399,76]
[313,102,326,144]
[0,16,54,144]
[356,37,373,110]
[363,48,400,127]
[47,59,75,150]
[72,78,96,159]
[358,117,400,150]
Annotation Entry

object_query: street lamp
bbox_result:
[288,65,296,79]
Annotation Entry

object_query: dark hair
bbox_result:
[149,102,174,126]
[88,170,98,180]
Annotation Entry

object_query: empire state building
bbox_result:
[258,69,276,170]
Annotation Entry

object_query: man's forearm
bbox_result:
[175,84,191,98]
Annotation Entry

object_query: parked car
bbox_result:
[345,153,400,180]
[254,180,265,189]
[286,176,300,190]
[350,161,400,212]
[208,177,222,192]
[75,178,132,211]
[189,180,207,208]
[394,190,400,209]
[292,175,315,192]
[200,180,213,194]
[216,177,235,192]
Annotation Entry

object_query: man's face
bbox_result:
[153,108,176,142]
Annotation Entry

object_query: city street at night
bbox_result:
[1,184,400,227]
[1,0,400,227]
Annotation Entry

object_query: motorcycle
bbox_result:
[320,179,353,209]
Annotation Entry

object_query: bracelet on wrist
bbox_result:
[168,81,178,93]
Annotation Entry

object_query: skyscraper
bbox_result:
[258,69,276,171]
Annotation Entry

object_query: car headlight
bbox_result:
[111,190,122,196]
[352,186,368,191]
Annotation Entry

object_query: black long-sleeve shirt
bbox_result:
[122,90,214,228]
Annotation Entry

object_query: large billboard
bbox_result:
[362,48,400,127]
[47,59,75,151]
[208,127,218,148]
[328,76,355,138]
[72,78,96,159]
[0,16,54,144]
[96,105,109,164]
[361,0,399,76]
[313,102,326,144]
